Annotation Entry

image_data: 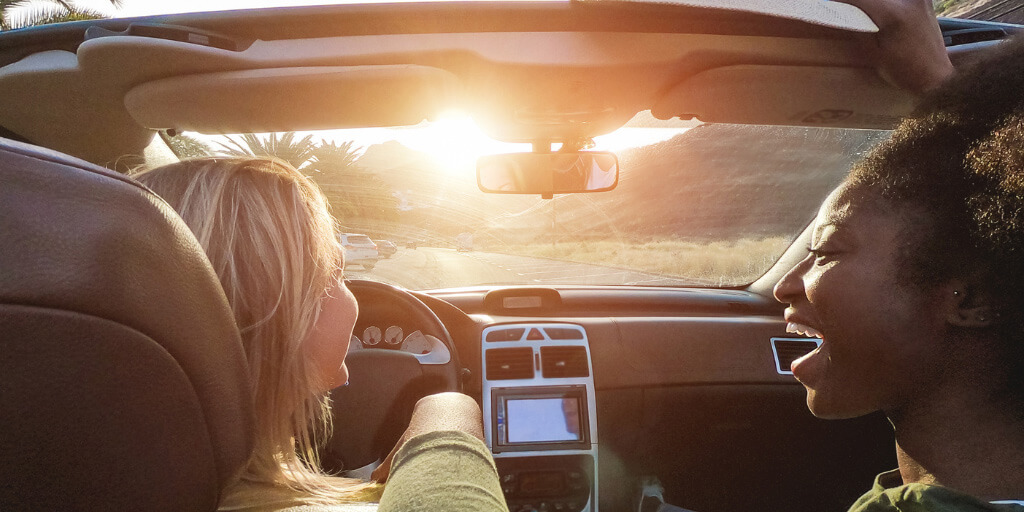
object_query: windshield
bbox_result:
[164,115,886,290]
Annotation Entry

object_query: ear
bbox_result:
[945,279,995,328]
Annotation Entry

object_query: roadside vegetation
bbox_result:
[0,0,120,31]
[499,236,791,286]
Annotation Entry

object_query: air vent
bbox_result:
[771,337,821,375]
[540,346,589,378]
[944,28,1007,47]
[544,327,584,340]
[486,347,534,380]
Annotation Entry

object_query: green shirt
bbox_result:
[849,470,1024,512]
[378,430,510,512]
[220,430,507,512]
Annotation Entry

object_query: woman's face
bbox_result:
[773,183,950,419]
[304,277,359,391]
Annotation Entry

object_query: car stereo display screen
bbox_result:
[506,397,582,443]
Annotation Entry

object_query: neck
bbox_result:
[889,388,1024,501]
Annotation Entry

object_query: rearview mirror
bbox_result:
[476,151,619,195]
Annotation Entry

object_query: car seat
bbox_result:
[0,137,255,511]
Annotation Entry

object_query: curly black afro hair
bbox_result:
[847,36,1024,347]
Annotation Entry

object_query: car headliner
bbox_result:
[0,2,1017,167]
[0,3,886,164]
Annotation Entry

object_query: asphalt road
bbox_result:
[345,247,697,289]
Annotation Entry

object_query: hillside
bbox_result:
[936,0,1024,24]
[471,125,888,243]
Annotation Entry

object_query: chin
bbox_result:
[804,389,874,420]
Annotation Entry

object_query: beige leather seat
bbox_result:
[0,137,255,511]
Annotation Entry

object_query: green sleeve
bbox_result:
[848,471,1024,512]
[378,430,510,512]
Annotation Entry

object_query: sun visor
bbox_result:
[124,65,460,133]
[651,65,916,129]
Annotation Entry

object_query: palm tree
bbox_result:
[165,133,214,159]
[308,140,399,224]
[309,140,362,174]
[212,132,399,226]
[216,132,318,171]
[1,0,122,31]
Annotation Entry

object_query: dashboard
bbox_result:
[329,283,896,512]
[418,285,897,512]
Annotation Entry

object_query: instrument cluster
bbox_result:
[359,325,434,356]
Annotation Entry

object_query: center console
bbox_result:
[481,323,599,512]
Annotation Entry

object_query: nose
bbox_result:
[773,255,811,304]
[342,280,358,319]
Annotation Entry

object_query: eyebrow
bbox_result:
[811,221,850,243]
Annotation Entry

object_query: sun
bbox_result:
[392,111,528,177]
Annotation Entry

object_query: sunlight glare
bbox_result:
[592,127,683,152]
[393,111,526,177]
[387,111,686,177]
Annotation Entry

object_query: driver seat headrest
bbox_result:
[0,137,255,511]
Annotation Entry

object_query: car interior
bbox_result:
[1,1,1021,511]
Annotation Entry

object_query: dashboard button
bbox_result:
[487,328,525,342]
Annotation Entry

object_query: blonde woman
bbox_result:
[134,158,507,512]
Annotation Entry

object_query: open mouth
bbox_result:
[784,320,829,388]
[786,322,824,339]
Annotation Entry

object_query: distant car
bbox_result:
[405,240,418,249]
[337,233,379,269]
[374,239,397,258]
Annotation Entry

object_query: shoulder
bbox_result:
[848,471,1024,512]
[276,505,379,512]
[219,478,380,512]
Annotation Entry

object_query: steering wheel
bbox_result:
[320,279,462,473]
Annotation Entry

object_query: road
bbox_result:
[345,247,698,289]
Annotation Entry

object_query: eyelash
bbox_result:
[806,245,838,262]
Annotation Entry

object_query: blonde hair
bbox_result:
[134,157,372,507]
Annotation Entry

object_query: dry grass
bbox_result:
[507,237,792,285]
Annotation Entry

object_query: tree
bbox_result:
[308,140,399,225]
[209,132,399,230]
[165,133,213,159]
[216,132,317,171]
[1,0,121,31]
[309,140,362,174]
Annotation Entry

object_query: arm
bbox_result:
[373,393,509,512]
